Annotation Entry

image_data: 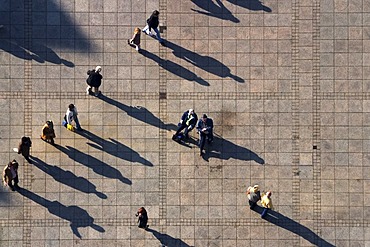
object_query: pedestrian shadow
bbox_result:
[227,0,272,12]
[164,40,244,83]
[0,0,89,64]
[140,49,210,86]
[252,205,334,247]
[75,130,153,167]
[30,156,107,199]
[201,135,264,164]
[53,144,132,185]
[0,36,74,67]
[18,188,105,239]
[99,94,177,131]
[146,228,193,247]
[191,0,240,23]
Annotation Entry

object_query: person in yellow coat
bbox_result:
[261,191,273,218]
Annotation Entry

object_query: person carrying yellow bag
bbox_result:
[62,104,82,131]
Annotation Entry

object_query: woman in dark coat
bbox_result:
[18,136,32,162]
[136,207,149,229]
[142,10,163,43]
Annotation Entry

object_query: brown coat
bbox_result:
[41,123,56,140]
[3,162,18,184]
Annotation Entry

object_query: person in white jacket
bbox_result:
[64,104,82,131]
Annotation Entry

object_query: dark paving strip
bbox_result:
[23,0,33,245]
[291,0,301,245]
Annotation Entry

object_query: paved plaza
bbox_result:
[0,0,369,246]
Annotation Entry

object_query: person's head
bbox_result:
[134,28,141,34]
[153,10,159,16]
[252,185,259,192]
[189,109,194,115]
[95,66,102,73]
[266,191,272,198]
[9,160,17,167]
[202,114,208,122]
[21,136,28,143]
[68,104,75,111]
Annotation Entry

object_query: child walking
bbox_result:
[128,28,141,51]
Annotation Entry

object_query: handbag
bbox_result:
[67,124,75,131]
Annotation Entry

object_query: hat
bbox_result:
[95,66,102,72]
[202,114,208,119]
[253,185,259,191]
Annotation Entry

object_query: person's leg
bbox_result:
[184,126,192,138]
[207,132,214,143]
[142,25,150,35]
[175,124,186,135]
[7,180,14,191]
[152,27,163,42]
[261,208,269,218]
[13,176,20,189]
[93,86,100,96]
[199,133,206,154]
[74,116,82,130]
[86,85,92,95]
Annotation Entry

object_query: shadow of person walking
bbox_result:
[30,156,107,199]
[74,130,153,167]
[53,144,132,185]
[146,228,193,247]
[99,94,177,131]
[191,0,240,23]
[164,40,244,83]
[18,188,105,239]
[227,0,272,12]
[252,205,335,247]
[200,135,264,164]
[140,49,210,86]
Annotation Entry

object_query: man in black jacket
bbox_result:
[86,66,103,96]
[173,109,198,140]
[142,10,164,43]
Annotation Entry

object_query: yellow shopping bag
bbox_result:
[67,124,75,131]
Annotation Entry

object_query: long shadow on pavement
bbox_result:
[30,156,107,199]
[164,40,244,83]
[18,188,104,239]
[190,0,240,23]
[140,49,210,86]
[75,130,153,167]
[253,205,334,247]
[227,0,272,12]
[201,135,264,164]
[99,94,177,131]
[54,144,132,185]
[146,228,193,247]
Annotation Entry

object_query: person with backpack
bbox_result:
[142,10,164,44]
[17,136,32,162]
[86,66,103,96]
[41,120,56,145]
[135,207,149,229]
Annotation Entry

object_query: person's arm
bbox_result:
[66,111,72,125]
[196,120,202,132]
[206,119,214,132]
[17,143,22,154]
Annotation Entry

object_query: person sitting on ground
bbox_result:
[173,109,198,141]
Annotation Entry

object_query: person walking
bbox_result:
[41,120,56,145]
[128,27,141,52]
[86,66,103,96]
[261,191,273,218]
[173,109,198,140]
[246,185,261,209]
[196,114,214,156]
[64,104,82,131]
[136,207,149,229]
[3,160,20,191]
[17,136,32,162]
[143,10,164,44]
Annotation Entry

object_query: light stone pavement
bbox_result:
[0,0,369,246]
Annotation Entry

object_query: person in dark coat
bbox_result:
[3,160,20,191]
[136,207,149,229]
[86,66,103,96]
[18,136,32,162]
[196,114,214,156]
[173,109,198,140]
[128,27,141,51]
[142,10,164,43]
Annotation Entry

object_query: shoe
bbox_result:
[9,186,15,191]
[160,41,165,46]
[127,39,130,45]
